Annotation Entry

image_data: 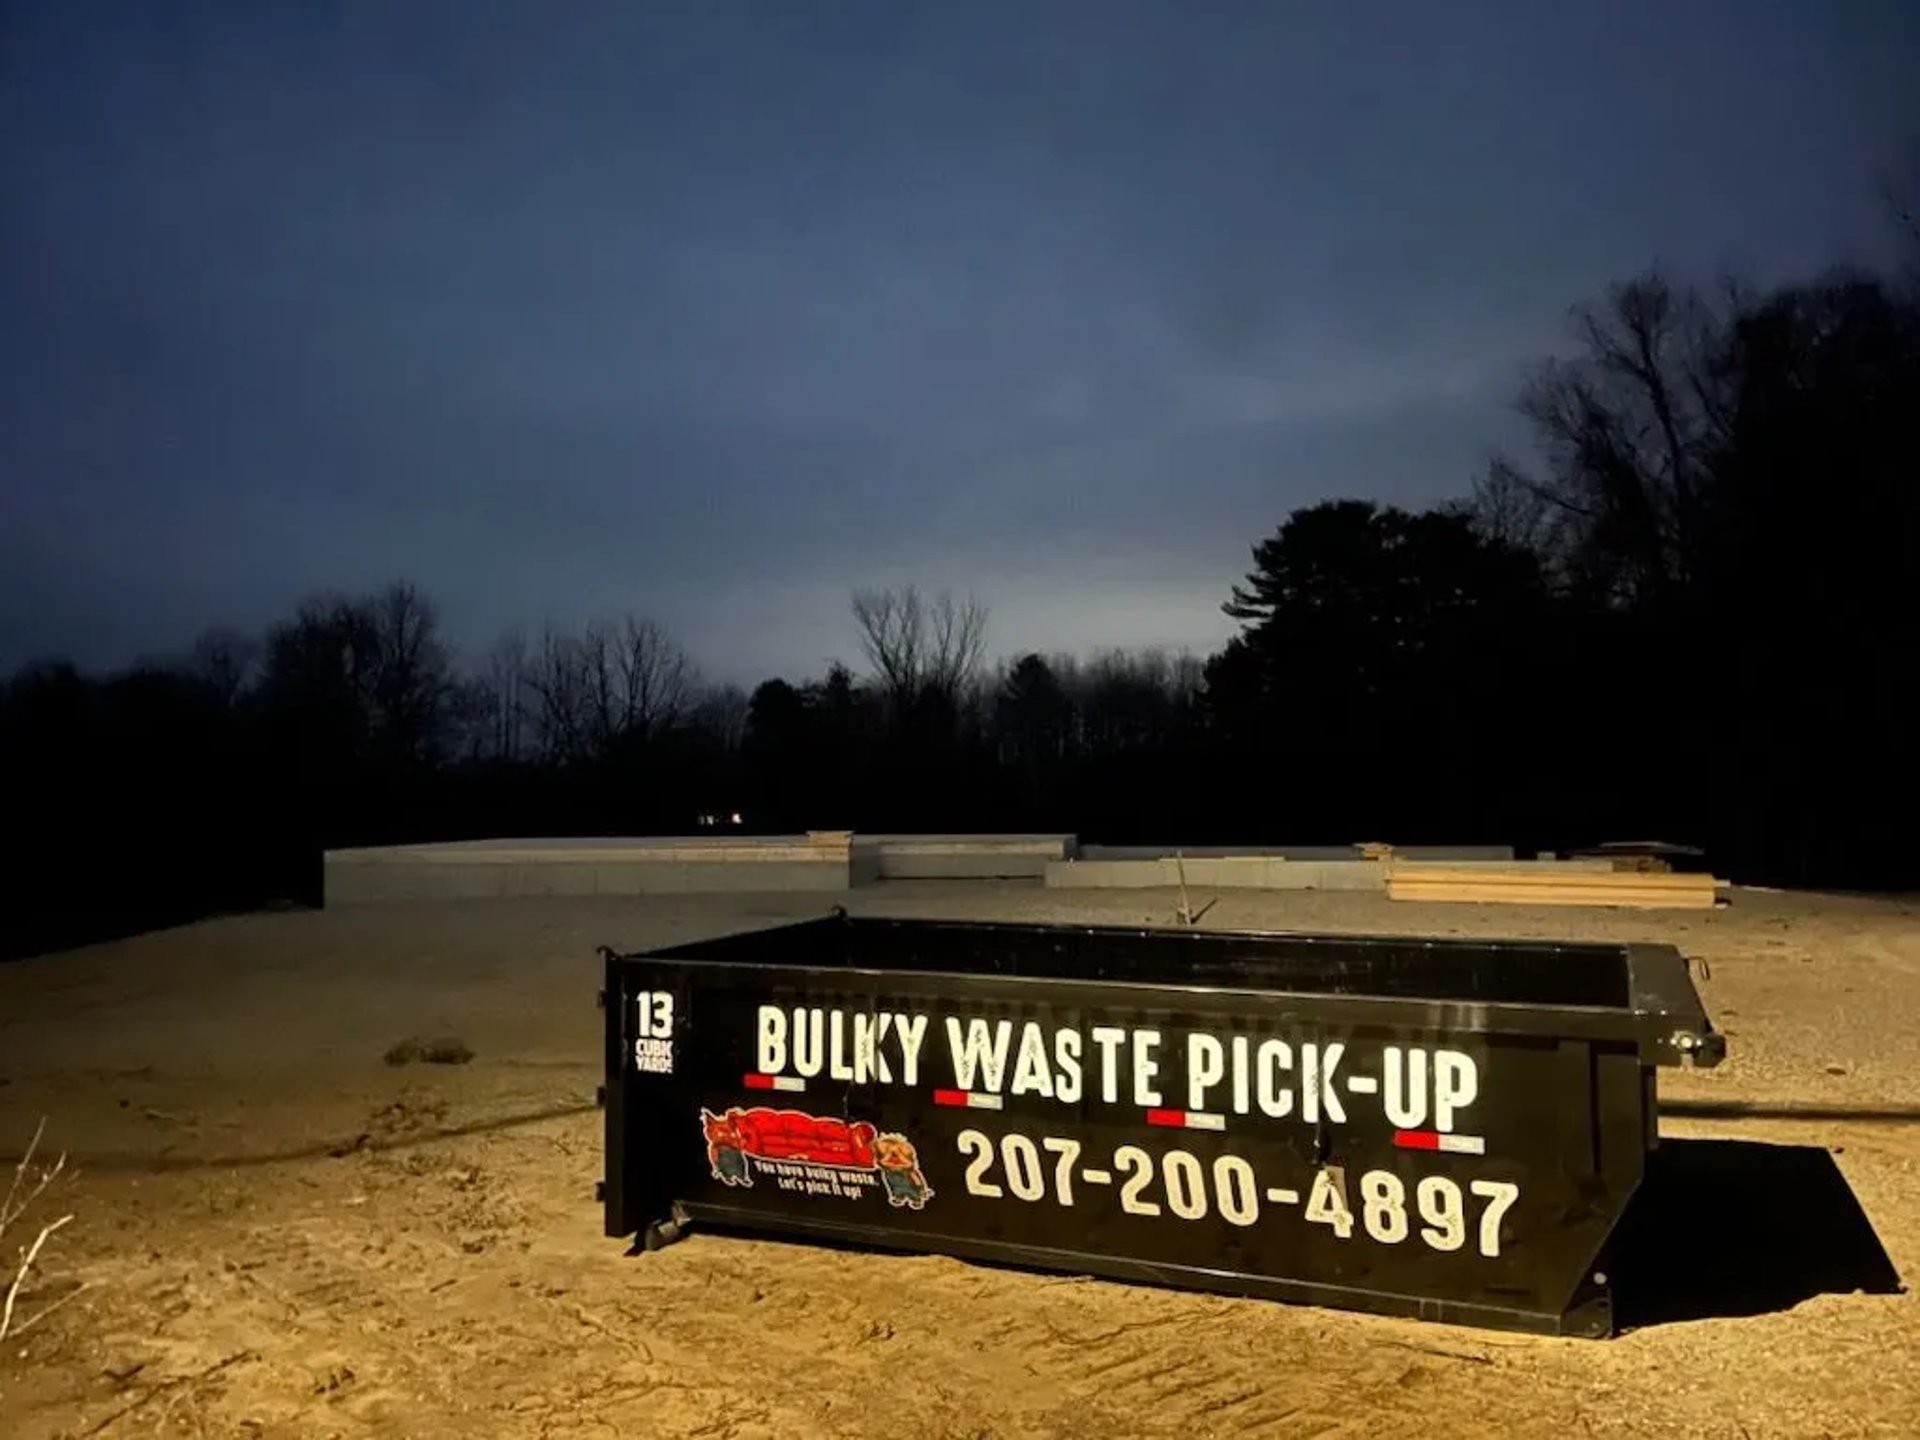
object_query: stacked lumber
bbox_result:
[1386,864,1720,910]
[1607,854,1673,874]
[1572,840,1705,875]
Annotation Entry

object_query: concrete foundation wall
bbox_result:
[325,836,852,905]
[1077,844,1518,863]
[1046,855,1606,893]
[1390,846,1518,862]
[1047,858,1388,892]
[327,859,850,903]
[1078,845,1354,862]
[325,834,1559,905]
[861,834,1076,880]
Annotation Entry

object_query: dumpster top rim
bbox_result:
[642,912,1649,958]
[610,915,1720,1064]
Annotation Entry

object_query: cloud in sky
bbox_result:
[4,1,1915,681]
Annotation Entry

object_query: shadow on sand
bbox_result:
[1611,1137,1903,1328]
[1664,1098,1920,1125]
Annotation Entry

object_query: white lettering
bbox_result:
[757,1005,786,1074]
[895,1013,928,1085]
[944,1125,1524,1257]
[1187,1034,1225,1112]
[1256,1039,1293,1118]
[947,1017,1013,1092]
[1012,1022,1055,1098]
[793,1007,824,1078]
[1092,1026,1126,1104]
[828,1010,855,1082]
[1384,1046,1427,1128]
[1132,1030,1163,1107]
[1054,1028,1083,1103]
[849,1012,879,1084]
[1435,1050,1478,1131]
[1302,1042,1347,1125]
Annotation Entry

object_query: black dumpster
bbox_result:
[600,914,1724,1337]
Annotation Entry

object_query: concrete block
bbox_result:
[1077,845,1361,862]
[1044,859,1177,890]
[1077,844,1522,864]
[1044,857,1393,892]
[323,836,851,905]
[863,834,1075,880]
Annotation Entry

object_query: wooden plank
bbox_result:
[1391,865,1709,889]
[1387,874,1715,893]
[1386,864,1719,909]
[1388,889,1717,910]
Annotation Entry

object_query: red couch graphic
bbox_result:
[702,1106,877,1177]
[699,1106,933,1208]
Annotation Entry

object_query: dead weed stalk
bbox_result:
[2,1116,80,1344]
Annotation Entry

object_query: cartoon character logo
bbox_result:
[872,1132,933,1210]
[701,1108,753,1187]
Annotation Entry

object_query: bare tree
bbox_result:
[850,586,924,703]
[1494,273,1734,605]
[258,592,380,750]
[850,585,987,711]
[1880,139,1920,273]
[525,616,694,762]
[495,629,532,760]
[457,629,532,762]
[258,584,446,759]
[1463,459,1555,555]
[184,626,259,707]
[1034,646,1206,757]
[364,582,452,762]
[527,626,586,763]
[613,615,694,741]
[690,683,750,750]
[576,620,621,753]
[925,590,988,697]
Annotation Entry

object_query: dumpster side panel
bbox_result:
[605,961,1647,1335]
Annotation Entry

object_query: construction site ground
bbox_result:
[1,883,1915,1438]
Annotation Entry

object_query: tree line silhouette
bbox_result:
[3,255,1916,957]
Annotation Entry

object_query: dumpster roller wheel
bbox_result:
[642,1204,693,1252]
[641,1221,680,1251]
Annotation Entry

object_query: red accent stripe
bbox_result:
[1145,1109,1186,1127]
[743,1073,776,1090]
[1394,1129,1441,1150]
[932,1089,969,1107]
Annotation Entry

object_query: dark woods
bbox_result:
[4,262,1916,957]
[1217,265,1920,885]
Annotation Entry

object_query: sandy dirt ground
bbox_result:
[1,882,1916,1438]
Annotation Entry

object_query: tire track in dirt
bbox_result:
[914,1280,1381,1438]
[986,1273,1530,1439]
[1056,1337,1355,1437]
